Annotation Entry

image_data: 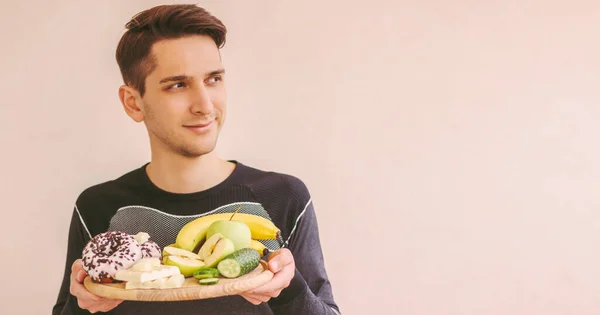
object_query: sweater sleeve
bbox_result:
[268,200,341,315]
[52,207,93,315]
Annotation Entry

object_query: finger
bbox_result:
[71,259,82,271]
[71,259,88,283]
[70,272,101,302]
[241,294,264,305]
[97,299,124,312]
[244,293,272,302]
[77,300,91,311]
[71,283,102,302]
[76,269,88,283]
[88,298,123,313]
[247,291,280,300]
[267,249,294,273]
[105,298,124,308]
[247,263,294,294]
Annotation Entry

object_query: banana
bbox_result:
[175,212,280,252]
[239,213,281,240]
[249,239,269,257]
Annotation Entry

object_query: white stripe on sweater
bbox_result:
[75,205,92,239]
[283,197,312,248]
[116,202,262,218]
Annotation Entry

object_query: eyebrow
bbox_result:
[158,69,226,84]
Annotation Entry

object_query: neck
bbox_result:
[145,150,235,194]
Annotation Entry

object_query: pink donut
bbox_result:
[140,240,161,258]
[81,231,142,283]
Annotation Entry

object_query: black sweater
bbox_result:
[52,161,340,315]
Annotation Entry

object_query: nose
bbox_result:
[189,85,214,116]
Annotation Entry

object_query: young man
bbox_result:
[52,4,340,315]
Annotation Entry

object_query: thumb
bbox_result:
[76,269,87,283]
[71,259,82,271]
[269,260,279,273]
[267,248,292,273]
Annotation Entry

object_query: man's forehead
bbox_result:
[149,36,222,77]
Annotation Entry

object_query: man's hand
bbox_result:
[70,259,124,313]
[241,248,295,305]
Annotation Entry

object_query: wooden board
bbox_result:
[84,261,273,301]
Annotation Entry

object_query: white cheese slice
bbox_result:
[115,265,180,283]
[130,257,161,272]
[125,274,185,290]
[164,274,185,288]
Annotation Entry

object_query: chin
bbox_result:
[156,129,220,158]
[176,142,217,158]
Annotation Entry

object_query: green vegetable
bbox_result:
[193,268,220,279]
[217,248,261,278]
[199,278,219,285]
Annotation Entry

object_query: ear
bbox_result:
[119,85,144,122]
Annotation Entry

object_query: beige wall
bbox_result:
[2,0,600,314]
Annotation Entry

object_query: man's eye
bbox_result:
[207,76,222,84]
[168,82,187,90]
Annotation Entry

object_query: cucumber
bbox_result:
[199,278,219,285]
[217,248,261,278]
[193,268,220,279]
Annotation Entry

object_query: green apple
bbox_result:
[164,256,205,277]
[199,233,225,260]
[162,246,202,260]
[206,220,252,251]
[202,237,236,268]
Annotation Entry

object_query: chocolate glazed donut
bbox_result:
[81,231,142,283]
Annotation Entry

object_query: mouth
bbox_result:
[183,120,214,134]
[184,121,212,128]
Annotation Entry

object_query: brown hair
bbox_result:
[115,4,227,96]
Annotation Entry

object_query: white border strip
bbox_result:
[116,202,262,218]
[75,205,92,239]
[283,198,312,248]
[331,307,341,315]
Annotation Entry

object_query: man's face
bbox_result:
[138,35,226,158]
